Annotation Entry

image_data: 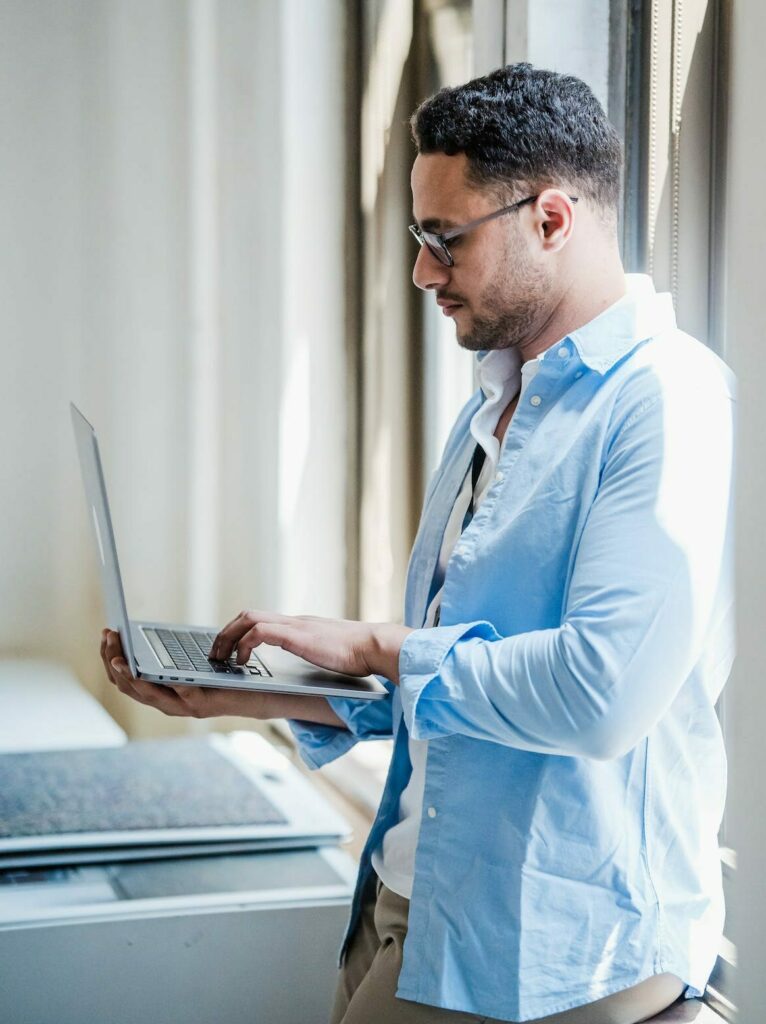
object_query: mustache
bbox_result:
[436,292,465,304]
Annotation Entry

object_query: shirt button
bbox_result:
[495,471,504,483]
[558,346,569,359]
[575,370,583,379]
[530,395,542,406]
[427,806,437,819]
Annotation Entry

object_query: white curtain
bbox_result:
[0,0,350,736]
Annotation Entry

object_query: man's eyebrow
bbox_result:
[413,215,458,231]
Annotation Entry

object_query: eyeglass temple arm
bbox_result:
[439,194,578,242]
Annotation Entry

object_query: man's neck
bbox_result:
[518,262,627,365]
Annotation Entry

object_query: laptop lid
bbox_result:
[70,403,138,677]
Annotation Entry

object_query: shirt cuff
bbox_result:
[398,620,500,740]
[286,719,359,770]
[287,679,396,770]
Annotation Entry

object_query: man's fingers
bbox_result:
[209,612,240,659]
[212,610,268,660]
[235,622,280,665]
[110,658,188,714]
[101,628,125,685]
[110,658,144,702]
[100,631,116,684]
[212,610,291,660]
[210,610,254,660]
[235,621,317,667]
[101,628,210,718]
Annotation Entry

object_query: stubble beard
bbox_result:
[456,296,542,352]
[455,248,550,353]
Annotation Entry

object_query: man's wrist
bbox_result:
[369,623,414,685]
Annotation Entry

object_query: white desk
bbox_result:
[0,659,126,752]
[0,662,356,1024]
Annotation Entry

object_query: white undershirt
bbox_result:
[371,346,545,898]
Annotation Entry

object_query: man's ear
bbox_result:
[532,189,577,252]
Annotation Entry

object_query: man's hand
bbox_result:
[210,611,412,684]
[101,629,281,719]
[99,628,358,729]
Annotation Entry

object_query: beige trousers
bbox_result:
[329,873,687,1024]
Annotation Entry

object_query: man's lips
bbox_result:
[436,298,463,316]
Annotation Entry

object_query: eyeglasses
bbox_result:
[408,194,579,267]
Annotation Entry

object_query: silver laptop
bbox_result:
[71,403,387,701]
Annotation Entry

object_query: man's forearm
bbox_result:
[263,693,348,729]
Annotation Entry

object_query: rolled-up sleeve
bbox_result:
[287,680,396,769]
[399,380,735,760]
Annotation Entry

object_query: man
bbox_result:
[102,64,736,1023]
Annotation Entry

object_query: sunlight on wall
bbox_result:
[278,333,311,536]
[361,0,414,215]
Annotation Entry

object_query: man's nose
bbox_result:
[412,244,451,291]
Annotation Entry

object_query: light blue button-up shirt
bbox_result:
[289,274,736,1021]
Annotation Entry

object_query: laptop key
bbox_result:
[154,627,271,677]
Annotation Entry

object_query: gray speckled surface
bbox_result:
[0,737,286,837]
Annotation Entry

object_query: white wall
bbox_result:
[501,0,610,111]
[723,0,766,1014]
[0,0,349,735]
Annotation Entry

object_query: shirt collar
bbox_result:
[567,274,676,373]
[475,274,676,378]
[475,346,522,396]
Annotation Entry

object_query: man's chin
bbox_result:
[455,324,485,352]
[453,310,506,352]
[455,313,520,352]
[448,311,475,351]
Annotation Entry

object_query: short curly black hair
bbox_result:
[410,63,622,215]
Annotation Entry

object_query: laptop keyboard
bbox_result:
[155,629,271,678]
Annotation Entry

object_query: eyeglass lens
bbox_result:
[409,224,452,266]
[423,234,451,266]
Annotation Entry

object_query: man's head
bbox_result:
[409,63,624,353]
